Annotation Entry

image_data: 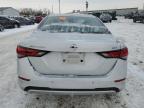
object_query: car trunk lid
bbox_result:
[20,31,120,76]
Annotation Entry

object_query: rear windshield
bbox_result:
[38,15,110,34]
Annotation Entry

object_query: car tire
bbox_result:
[0,27,4,32]
[14,24,19,28]
[142,19,144,23]
[133,19,136,23]
[0,28,3,32]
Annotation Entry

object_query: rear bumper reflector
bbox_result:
[24,86,120,92]
[114,78,126,83]
[18,76,30,81]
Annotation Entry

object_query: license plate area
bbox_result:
[62,52,85,64]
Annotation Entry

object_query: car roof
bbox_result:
[48,13,96,18]
[0,15,9,17]
[0,15,10,19]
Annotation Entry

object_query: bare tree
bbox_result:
[19,8,50,16]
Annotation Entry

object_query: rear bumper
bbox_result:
[18,77,125,95]
[24,86,120,95]
[17,58,127,95]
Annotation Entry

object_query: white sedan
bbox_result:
[17,14,128,95]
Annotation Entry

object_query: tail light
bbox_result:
[18,76,30,81]
[16,46,48,58]
[114,78,126,83]
[98,47,128,60]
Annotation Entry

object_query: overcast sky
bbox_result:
[0,0,143,13]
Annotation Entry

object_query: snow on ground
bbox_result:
[106,17,144,70]
[0,17,144,108]
[0,24,38,38]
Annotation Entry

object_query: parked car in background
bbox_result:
[28,16,36,23]
[35,16,43,23]
[12,17,34,25]
[91,12,101,18]
[0,24,4,32]
[124,12,134,19]
[133,11,144,23]
[110,11,117,20]
[100,13,112,23]
[0,16,20,29]
[17,14,128,95]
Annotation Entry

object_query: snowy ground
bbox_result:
[106,17,144,70]
[0,17,144,108]
[0,24,38,38]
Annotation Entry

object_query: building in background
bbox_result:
[80,7,138,16]
[0,7,20,16]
